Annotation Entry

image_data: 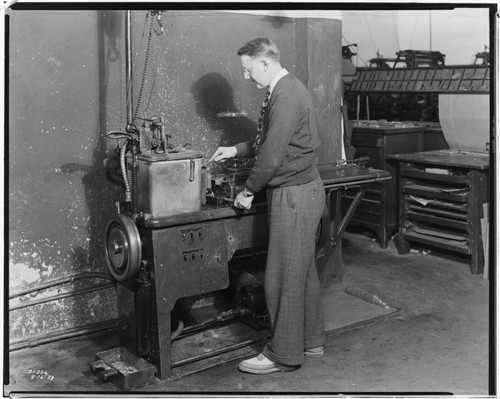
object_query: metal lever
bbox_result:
[189,158,195,182]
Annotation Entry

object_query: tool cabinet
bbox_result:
[343,124,425,248]
[389,150,489,274]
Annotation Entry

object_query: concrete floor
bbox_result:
[5,231,491,395]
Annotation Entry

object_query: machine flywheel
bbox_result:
[104,214,142,282]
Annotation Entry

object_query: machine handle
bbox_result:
[189,158,195,182]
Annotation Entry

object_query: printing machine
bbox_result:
[89,11,391,390]
[91,128,389,389]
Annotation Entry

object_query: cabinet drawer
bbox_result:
[406,195,468,212]
[404,230,470,254]
[403,184,469,203]
[350,206,383,219]
[352,136,383,148]
[345,188,381,202]
[353,147,383,165]
[399,162,470,184]
[404,211,469,231]
[406,203,467,220]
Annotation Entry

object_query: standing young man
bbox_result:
[210,38,326,374]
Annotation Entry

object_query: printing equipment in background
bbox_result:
[345,57,490,275]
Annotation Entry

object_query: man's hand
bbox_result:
[209,146,238,162]
[234,190,254,210]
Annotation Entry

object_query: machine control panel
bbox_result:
[175,222,229,295]
[180,227,203,242]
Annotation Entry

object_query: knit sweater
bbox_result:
[235,73,320,194]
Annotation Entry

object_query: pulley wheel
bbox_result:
[104,214,142,282]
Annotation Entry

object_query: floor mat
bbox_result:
[322,284,398,334]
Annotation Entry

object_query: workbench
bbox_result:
[389,149,489,274]
[103,165,390,385]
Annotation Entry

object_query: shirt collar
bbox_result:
[269,68,288,95]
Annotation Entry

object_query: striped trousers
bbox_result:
[262,176,326,366]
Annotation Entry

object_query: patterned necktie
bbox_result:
[253,91,271,157]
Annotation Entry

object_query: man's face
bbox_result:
[240,55,267,89]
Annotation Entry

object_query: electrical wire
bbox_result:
[124,11,167,125]
[133,15,155,123]
[144,28,166,115]
[341,35,351,46]
[342,35,368,67]
[362,12,378,59]
[125,12,150,122]
[391,11,401,51]
[409,12,420,49]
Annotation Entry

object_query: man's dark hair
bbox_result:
[237,38,280,61]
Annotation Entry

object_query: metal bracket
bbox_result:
[327,186,367,248]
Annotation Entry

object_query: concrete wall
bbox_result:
[8,10,120,345]
[7,9,342,344]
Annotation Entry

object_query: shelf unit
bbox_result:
[389,150,489,274]
[342,124,425,248]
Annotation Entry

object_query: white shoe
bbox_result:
[238,353,297,374]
